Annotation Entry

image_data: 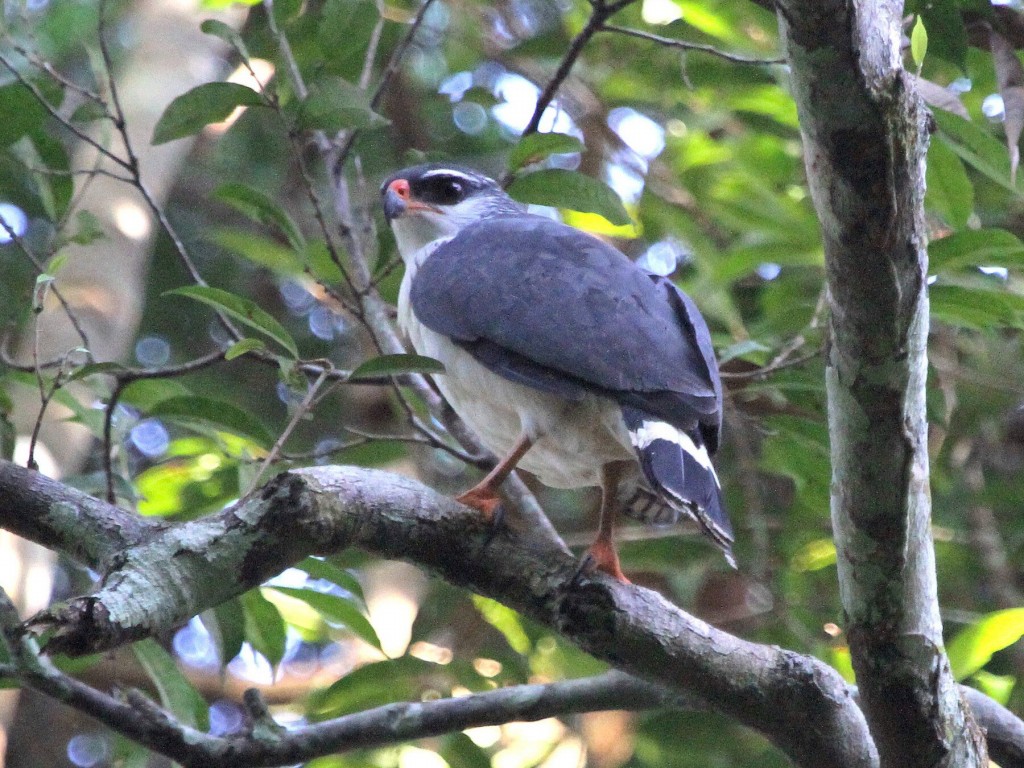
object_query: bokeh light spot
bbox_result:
[130,418,169,458]
[67,733,109,768]
[135,335,171,366]
[0,202,28,244]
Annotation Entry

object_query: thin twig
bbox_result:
[331,0,441,178]
[102,377,128,503]
[719,345,821,382]
[9,38,108,107]
[13,160,133,183]
[358,0,387,91]
[720,288,826,381]
[0,214,94,355]
[247,367,331,494]
[93,1,243,345]
[0,50,132,173]
[601,24,785,65]
[520,0,639,139]
[101,349,227,503]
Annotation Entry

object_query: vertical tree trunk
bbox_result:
[777,2,986,766]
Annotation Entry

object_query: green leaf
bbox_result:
[225,337,265,360]
[296,557,366,605]
[204,600,246,665]
[440,733,493,768]
[348,353,445,380]
[132,638,210,730]
[318,0,381,81]
[65,361,128,383]
[243,589,287,668]
[717,338,771,365]
[165,285,298,357]
[30,130,72,221]
[972,670,1016,706]
[209,229,305,276]
[910,16,928,70]
[507,169,631,226]
[934,110,1020,194]
[508,132,584,170]
[70,101,109,123]
[148,394,274,447]
[297,77,388,133]
[472,595,531,655]
[268,586,382,651]
[930,282,1024,331]
[909,0,966,70]
[948,607,1024,679]
[307,240,345,284]
[790,538,837,572]
[213,183,306,252]
[0,83,47,146]
[120,379,193,410]
[134,439,243,518]
[929,229,1024,272]
[67,210,105,246]
[925,137,973,229]
[200,19,251,62]
[308,656,438,719]
[152,82,263,144]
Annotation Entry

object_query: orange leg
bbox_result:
[584,461,631,584]
[456,433,534,521]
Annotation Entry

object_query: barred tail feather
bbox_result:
[622,407,735,567]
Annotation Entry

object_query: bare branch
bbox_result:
[522,0,641,138]
[0,462,159,570]
[0,604,689,768]
[601,24,785,65]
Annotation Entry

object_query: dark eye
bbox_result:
[417,176,467,206]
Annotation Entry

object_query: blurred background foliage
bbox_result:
[2,0,1024,766]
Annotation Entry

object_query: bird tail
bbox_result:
[621,406,735,567]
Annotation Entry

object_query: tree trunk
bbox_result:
[777,2,986,766]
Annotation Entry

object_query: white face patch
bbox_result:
[389,196,496,261]
[629,420,720,486]
[391,215,457,263]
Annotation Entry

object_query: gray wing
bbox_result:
[410,215,721,441]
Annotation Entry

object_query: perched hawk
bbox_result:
[381,164,733,581]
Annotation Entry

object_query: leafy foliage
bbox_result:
[2,0,1024,766]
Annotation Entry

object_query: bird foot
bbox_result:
[455,486,505,546]
[573,540,631,584]
[455,486,502,521]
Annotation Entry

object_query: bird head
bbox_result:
[381,164,524,258]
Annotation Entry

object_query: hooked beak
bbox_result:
[383,185,407,221]
[383,177,440,221]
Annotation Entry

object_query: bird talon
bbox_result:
[456,487,502,522]
[483,503,505,547]
[583,539,631,584]
[569,552,596,587]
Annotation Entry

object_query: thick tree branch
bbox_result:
[0,606,687,768]
[0,461,159,570]
[0,459,874,767]
[777,2,985,766]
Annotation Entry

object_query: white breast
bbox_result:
[397,243,634,489]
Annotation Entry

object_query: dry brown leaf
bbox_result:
[990,27,1024,185]
[910,74,970,119]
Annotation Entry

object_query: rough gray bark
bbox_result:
[0,459,876,768]
[777,2,986,766]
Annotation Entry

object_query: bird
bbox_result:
[380,163,733,582]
